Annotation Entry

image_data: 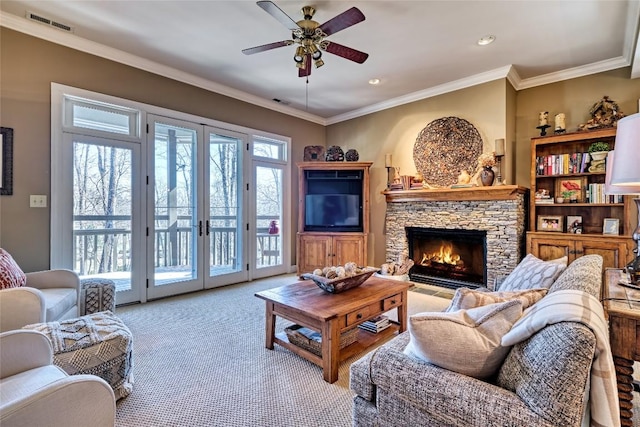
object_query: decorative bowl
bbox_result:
[301,267,377,294]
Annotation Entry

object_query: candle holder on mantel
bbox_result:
[495,154,504,185]
[386,166,392,189]
[536,124,551,136]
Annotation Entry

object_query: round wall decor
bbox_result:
[413,116,483,187]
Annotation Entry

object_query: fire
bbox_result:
[420,242,464,267]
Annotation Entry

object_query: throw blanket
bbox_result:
[501,290,620,427]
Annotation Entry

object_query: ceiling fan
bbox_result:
[242,1,369,77]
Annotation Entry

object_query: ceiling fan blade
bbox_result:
[318,7,365,37]
[299,53,312,78]
[257,1,299,32]
[242,40,294,55]
[322,42,369,64]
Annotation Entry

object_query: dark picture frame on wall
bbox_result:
[0,127,14,196]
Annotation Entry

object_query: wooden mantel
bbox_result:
[382,185,529,203]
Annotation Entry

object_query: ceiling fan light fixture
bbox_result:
[294,46,306,63]
[314,58,325,68]
[477,35,496,46]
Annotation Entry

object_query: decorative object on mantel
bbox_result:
[413,116,482,187]
[536,111,551,136]
[554,113,566,134]
[385,153,393,189]
[411,173,424,189]
[494,138,505,186]
[345,148,359,161]
[471,152,496,187]
[325,145,344,161]
[389,167,403,190]
[577,95,625,131]
[303,145,325,161]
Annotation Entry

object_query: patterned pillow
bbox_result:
[403,299,524,379]
[498,254,567,292]
[0,248,27,289]
[446,287,548,312]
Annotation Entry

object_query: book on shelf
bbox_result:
[535,198,554,204]
[358,315,391,333]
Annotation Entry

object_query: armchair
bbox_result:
[0,269,80,332]
[0,329,116,427]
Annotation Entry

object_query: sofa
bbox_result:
[350,254,609,427]
[0,249,79,332]
[0,329,116,427]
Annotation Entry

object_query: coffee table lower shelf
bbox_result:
[274,323,400,367]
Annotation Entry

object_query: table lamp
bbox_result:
[605,112,640,286]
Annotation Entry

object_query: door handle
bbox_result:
[198,221,203,236]
[206,220,210,236]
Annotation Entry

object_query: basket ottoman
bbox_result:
[23,310,133,399]
[80,278,116,315]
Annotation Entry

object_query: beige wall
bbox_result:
[0,29,324,271]
[327,79,509,267]
[2,28,639,273]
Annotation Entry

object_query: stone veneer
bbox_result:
[384,189,527,289]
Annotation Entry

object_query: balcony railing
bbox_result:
[73,215,281,276]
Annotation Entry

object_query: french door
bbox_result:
[53,85,289,305]
[147,116,250,299]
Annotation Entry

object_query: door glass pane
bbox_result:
[153,123,198,285]
[255,165,282,268]
[73,141,133,292]
[209,134,242,276]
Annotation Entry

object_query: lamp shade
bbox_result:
[605,150,640,194]
[609,112,640,188]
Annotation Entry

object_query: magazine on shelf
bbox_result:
[358,315,391,333]
[294,327,322,343]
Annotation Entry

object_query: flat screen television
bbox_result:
[304,194,362,232]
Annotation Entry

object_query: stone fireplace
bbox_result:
[384,186,528,289]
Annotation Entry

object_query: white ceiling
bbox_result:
[1,1,639,125]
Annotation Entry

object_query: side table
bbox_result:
[603,268,640,427]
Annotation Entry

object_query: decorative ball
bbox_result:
[345,149,359,161]
[325,145,344,161]
[313,268,323,276]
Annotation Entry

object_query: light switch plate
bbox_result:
[30,195,47,208]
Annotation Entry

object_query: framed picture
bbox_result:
[537,215,563,232]
[566,215,583,234]
[555,177,587,203]
[603,218,620,235]
[0,127,13,196]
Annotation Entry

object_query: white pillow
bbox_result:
[403,299,523,379]
[445,287,548,312]
[498,254,567,291]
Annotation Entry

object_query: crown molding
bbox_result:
[0,11,328,126]
[516,56,632,90]
[326,66,514,125]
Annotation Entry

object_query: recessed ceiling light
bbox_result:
[477,35,496,46]
[369,78,381,85]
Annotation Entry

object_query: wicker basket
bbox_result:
[301,267,377,293]
[284,324,358,356]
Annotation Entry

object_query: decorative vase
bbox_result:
[480,166,495,186]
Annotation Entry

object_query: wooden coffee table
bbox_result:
[255,276,410,383]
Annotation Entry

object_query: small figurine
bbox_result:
[457,170,471,185]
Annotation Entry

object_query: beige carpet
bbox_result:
[114,275,639,426]
[115,274,406,426]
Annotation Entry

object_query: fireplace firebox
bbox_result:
[406,227,486,290]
